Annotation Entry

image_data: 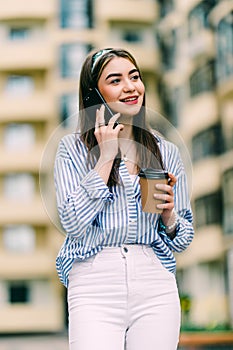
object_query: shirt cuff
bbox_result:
[80,170,114,202]
[158,216,178,241]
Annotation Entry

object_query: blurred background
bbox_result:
[0,0,233,349]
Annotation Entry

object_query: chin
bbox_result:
[126,107,142,117]
[120,105,142,117]
[109,102,142,117]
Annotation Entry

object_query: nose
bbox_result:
[123,79,135,92]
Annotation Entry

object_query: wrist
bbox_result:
[161,210,178,233]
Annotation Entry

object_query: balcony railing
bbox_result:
[0,196,50,225]
[0,93,56,120]
[96,0,158,23]
[0,41,54,70]
[187,29,215,59]
[0,0,55,19]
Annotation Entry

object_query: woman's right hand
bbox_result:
[94,104,123,162]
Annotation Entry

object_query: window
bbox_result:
[194,192,222,228]
[190,60,215,96]
[188,0,217,37]
[60,93,78,129]
[3,123,35,151]
[5,280,53,305]
[192,124,223,162]
[110,26,153,47]
[8,282,30,304]
[227,127,233,151]
[122,31,142,43]
[8,27,30,40]
[216,11,233,83]
[223,169,233,234]
[60,0,93,28]
[60,43,89,78]
[158,29,177,70]
[5,75,34,96]
[159,82,184,127]
[3,225,36,253]
[3,173,35,202]
[157,0,174,18]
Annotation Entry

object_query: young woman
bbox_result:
[54,48,194,350]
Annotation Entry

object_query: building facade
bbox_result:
[0,0,232,333]
[158,0,233,328]
[0,0,160,333]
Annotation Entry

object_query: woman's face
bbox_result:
[97,57,145,118]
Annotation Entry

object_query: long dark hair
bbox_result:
[78,48,164,186]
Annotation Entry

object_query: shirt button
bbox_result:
[123,247,128,253]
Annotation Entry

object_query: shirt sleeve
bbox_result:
[157,140,194,252]
[54,137,114,238]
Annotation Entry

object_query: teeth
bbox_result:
[124,97,137,102]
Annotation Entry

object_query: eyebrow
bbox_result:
[105,68,139,81]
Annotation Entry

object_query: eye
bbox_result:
[131,74,140,81]
[110,78,121,84]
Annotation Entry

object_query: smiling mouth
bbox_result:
[121,96,138,102]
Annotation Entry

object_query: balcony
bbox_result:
[186,29,215,60]
[177,225,223,268]
[157,11,182,34]
[192,158,221,199]
[209,0,233,27]
[0,41,54,71]
[217,75,233,100]
[96,0,158,23]
[180,93,218,138]
[128,44,160,72]
[0,304,63,333]
[0,196,50,225]
[0,144,45,172]
[0,251,55,279]
[0,0,56,20]
[100,42,159,72]
[0,93,56,120]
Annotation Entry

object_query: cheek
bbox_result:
[98,85,116,103]
[139,81,145,95]
[137,83,145,106]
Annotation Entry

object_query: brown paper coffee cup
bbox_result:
[139,168,169,214]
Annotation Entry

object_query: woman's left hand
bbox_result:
[154,172,177,226]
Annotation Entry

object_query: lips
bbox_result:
[120,96,138,103]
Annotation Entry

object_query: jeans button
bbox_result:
[123,246,128,253]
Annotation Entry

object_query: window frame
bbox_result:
[194,191,222,228]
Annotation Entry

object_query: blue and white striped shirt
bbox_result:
[54,133,194,287]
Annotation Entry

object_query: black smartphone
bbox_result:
[83,87,118,127]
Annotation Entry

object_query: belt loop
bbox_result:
[121,244,129,257]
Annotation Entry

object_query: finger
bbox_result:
[154,193,173,203]
[157,202,174,211]
[155,183,174,195]
[113,121,119,129]
[95,105,106,128]
[108,113,121,128]
[114,123,124,131]
[168,172,177,187]
[95,111,101,129]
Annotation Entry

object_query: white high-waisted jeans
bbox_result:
[68,245,181,350]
